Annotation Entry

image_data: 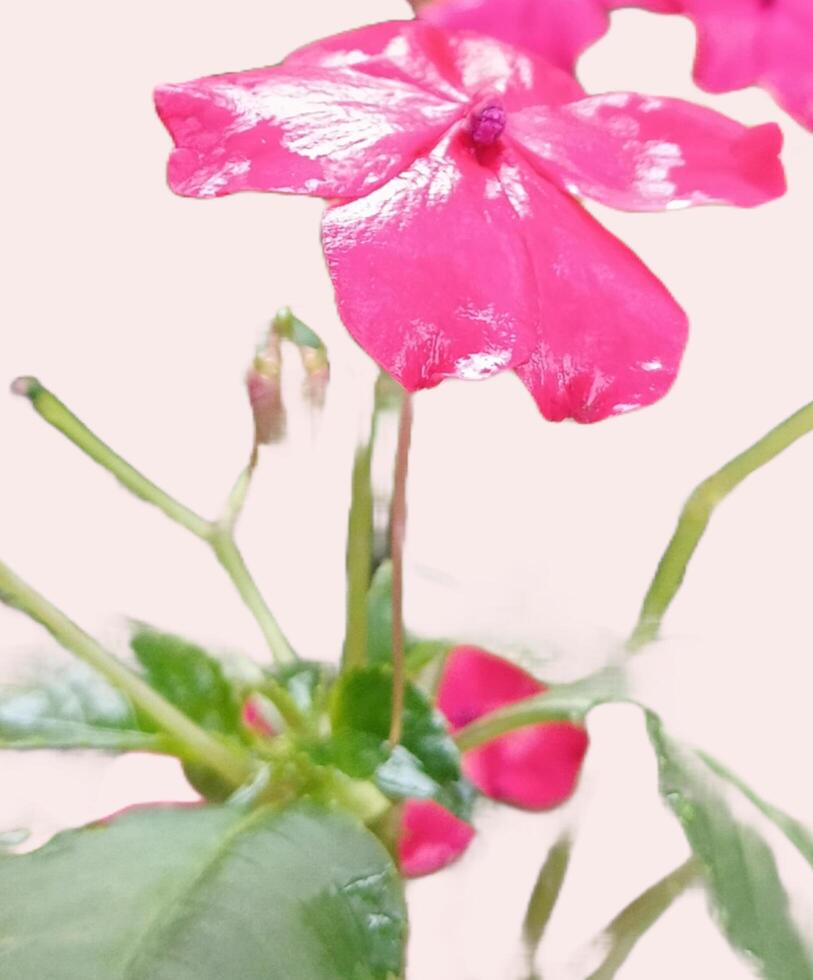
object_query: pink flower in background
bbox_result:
[156,21,785,421]
[398,645,589,876]
[415,0,610,73]
[683,0,813,130]
[398,799,476,876]
[437,646,589,809]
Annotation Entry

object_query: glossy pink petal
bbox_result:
[284,20,468,102]
[419,0,609,75]
[442,31,586,110]
[321,133,539,391]
[154,65,463,200]
[464,725,589,809]
[494,151,688,422]
[437,646,589,810]
[438,646,542,731]
[398,799,475,877]
[511,94,785,212]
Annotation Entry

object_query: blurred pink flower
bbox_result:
[398,799,476,876]
[416,0,610,73]
[398,645,588,877]
[156,21,785,421]
[683,0,813,130]
[437,646,589,809]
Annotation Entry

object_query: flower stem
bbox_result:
[388,391,413,747]
[342,438,376,671]
[12,377,295,664]
[522,833,573,979]
[454,688,594,752]
[627,399,813,652]
[0,558,254,788]
[585,858,701,980]
[208,524,296,663]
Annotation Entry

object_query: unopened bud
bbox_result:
[246,332,286,445]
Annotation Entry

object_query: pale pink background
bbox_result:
[1,2,812,977]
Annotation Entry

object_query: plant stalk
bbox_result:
[388,391,413,747]
[628,399,813,652]
[0,559,254,788]
[12,377,295,664]
[585,857,701,980]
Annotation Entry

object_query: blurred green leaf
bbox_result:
[647,714,813,980]
[0,662,163,753]
[330,666,472,818]
[130,628,241,735]
[698,751,813,868]
[0,802,406,979]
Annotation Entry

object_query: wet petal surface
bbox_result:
[511,93,785,211]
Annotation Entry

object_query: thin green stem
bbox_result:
[454,688,594,752]
[522,833,573,980]
[388,391,413,747]
[12,377,295,664]
[209,526,296,664]
[0,559,254,789]
[12,378,210,538]
[585,858,702,980]
[628,399,813,652]
[342,439,375,671]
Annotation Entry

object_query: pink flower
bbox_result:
[437,646,589,809]
[681,0,813,130]
[416,0,610,74]
[398,799,476,876]
[155,21,785,422]
[398,645,589,876]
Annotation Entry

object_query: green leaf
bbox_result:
[0,802,406,980]
[130,628,241,735]
[698,751,813,868]
[0,662,163,752]
[647,714,813,980]
[329,665,472,819]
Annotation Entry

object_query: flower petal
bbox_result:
[283,20,469,102]
[436,646,588,810]
[463,724,589,809]
[511,94,785,211]
[321,132,540,391]
[497,151,688,422]
[398,799,475,877]
[287,20,584,108]
[687,2,762,94]
[437,646,543,731]
[154,65,462,200]
[420,0,609,74]
[760,6,813,130]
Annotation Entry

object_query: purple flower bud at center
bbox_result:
[467,99,507,148]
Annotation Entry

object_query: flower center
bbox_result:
[467,97,507,149]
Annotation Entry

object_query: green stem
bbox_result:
[11,378,210,538]
[454,688,594,752]
[12,377,295,665]
[0,559,254,788]
[522,833,573,980]
[342,439,375,671]
[209,526,296,664]
[388,391,413,747]
[628,399,813,652]
[585,858,701,980]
